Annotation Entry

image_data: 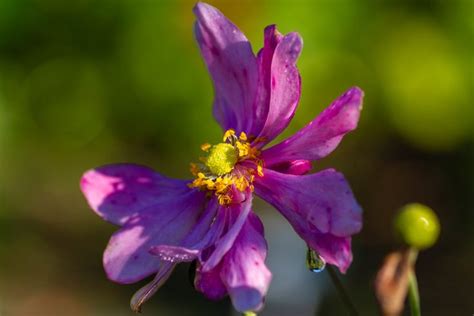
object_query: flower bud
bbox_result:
[394,203,440,249]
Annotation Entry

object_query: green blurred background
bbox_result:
[0,0,472,315]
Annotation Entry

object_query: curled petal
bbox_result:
[262,87,363,165]
[194,212,271,312]
[254,168,362,272]
[103,189,207,284]
[194,2,258,133]
[221,213,271,312]
[255,32,303,146]
[201,194,253,272]
[80,164,190,226]
[130,262,175,313]
[251,24,284,136]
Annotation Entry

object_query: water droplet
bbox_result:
[306,248,326,273]
[158,255,177,263]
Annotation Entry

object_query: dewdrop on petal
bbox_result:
[394,203,440,250]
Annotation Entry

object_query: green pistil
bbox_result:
[205,143,238,176]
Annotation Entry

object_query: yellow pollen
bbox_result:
[239,132,248,141]
[205,143,238,176]
[223,129,235,141]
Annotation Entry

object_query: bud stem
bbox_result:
[408,248,421,316]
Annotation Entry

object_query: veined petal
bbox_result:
[103,189,207,284]
[201,194,253,272]
[255,168,362,237]
[255,32,303,146]
[194,2,258,133]
[254,168,362,272]
[80,164,190,226]
[250,25,283,136]
[262,87,363,166]
[221,212,271,313]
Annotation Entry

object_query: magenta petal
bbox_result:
[149,198,226,263]
[201,195,253,272]
[262,87,363,166]
[221,212,271,312]
[270,159,312,175]
[194,264,228,301]
[254,168,361,272]
[80,164,190,226]
[103,189,207,284]
[255,168,362,237]
[193,2,258,133]
[312,235,353,274]
[149,246,199,263]
[255,32,303,146]
[130,262,175,312]
[251,25,283,136]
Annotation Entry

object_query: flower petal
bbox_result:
[193,2,258,133]
[194,263,228,301]
[201,194,253,272]
[80,164,190,226]
[149,198,226,263]
[250,25,283,136]
[311,235,353,273]
[254,168,362,272]
[255,168,362,237]
[130,262,175,313]
[262,87,363,166]
[269,159,312,175]
[255,32,303,146]
[103,189,207,284]
[221,212,271,312]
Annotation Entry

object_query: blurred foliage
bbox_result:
[0,0,472,315]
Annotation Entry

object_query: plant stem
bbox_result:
[326,265,359,316]
[408,270,421,316]
[407,247,421,316]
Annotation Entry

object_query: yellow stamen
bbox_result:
[190,163,200,176]
[200,143,211,152]
[257,164,264,177]
[223,129,235,141]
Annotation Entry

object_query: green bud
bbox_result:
[394,203,440,249]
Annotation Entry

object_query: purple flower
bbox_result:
[80,2,363,313]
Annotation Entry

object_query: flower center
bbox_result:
[205,143,238,176]
[189,129,264,205]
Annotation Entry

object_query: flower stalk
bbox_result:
[326,265,359,316]
[408,269,420,316]
[407,248,420,316]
